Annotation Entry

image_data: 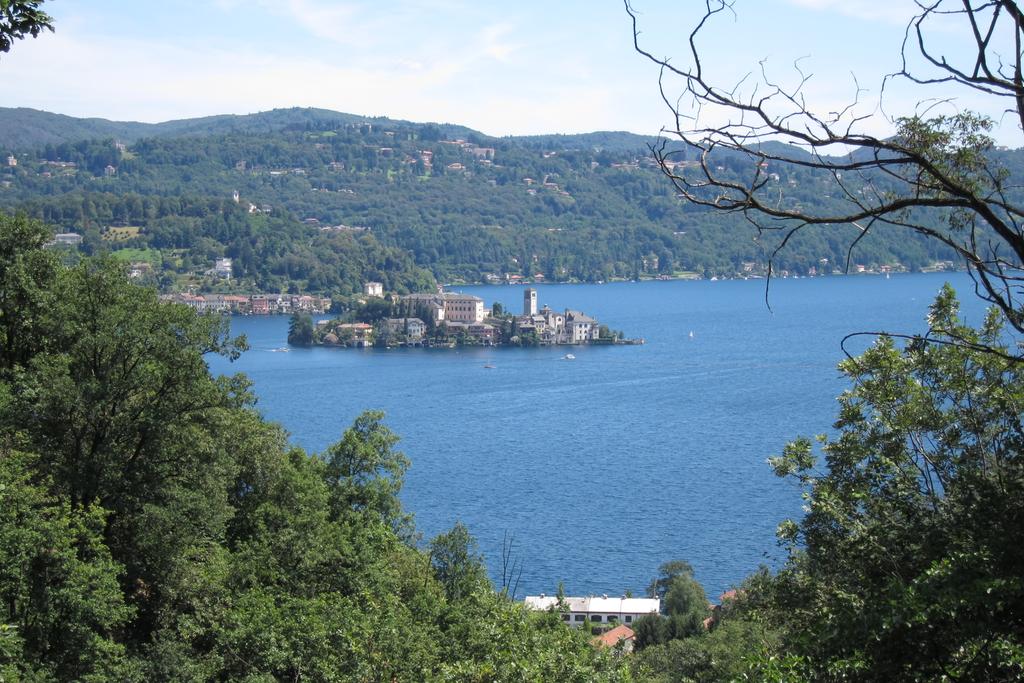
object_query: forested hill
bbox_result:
[0,106,1005,295]
[0,107,482,148]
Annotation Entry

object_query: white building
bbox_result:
[174,293,209,313]
[214,258,232,279]
[442,293,484,323]
[385,317,426,339]
[202,294,231,314]
[128,261,152,279]
[524,595,660,628]
[405,318,427,338]
[564,309,599,343]
[52,232,83,246]
[540,305,564,332]
[364,281,384,297]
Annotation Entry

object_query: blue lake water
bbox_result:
[207,272,985,600]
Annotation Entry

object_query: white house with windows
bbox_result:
[524,594,660,628]
[385,317,427,339]
[564,310,599,343]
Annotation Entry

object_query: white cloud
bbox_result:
[279,0,361,44]
[479,23,520,63]
[0,22,656,136]
[12,1,1011,143]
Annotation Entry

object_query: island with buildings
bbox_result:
[298,285,643,348]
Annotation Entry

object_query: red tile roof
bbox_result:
[594,624,635,648]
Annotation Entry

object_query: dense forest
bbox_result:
[0,107,988,294]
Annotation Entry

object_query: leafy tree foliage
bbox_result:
[0,450,135,681]
[632,613,669,652]
[286,312,313,346]
[0,212,630,681]
[622,3,1024,678]
[0,211,57,372]
[633,618,778,683]
[322,410,411,532]
[429,521,489,603]
[0,0,52,54]
[759,286,1024,680]
[641,560,709,642]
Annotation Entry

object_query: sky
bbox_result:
[3,0,1021,146]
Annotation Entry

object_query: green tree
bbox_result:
[663,567,708,640]
[633,618,778,683]
[287,311,314,346]
[0,213,58,374]
[632,613,668,651]
[0,449,135,681]
[353,296,394,323]
[760,286,1024,680]
[429,521,489,603]
[438,591,630,682]
[647,559,696,601]
[322,410,411,532]
[0,0,53,53]
[637,560,710,648]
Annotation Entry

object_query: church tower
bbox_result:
[524,288,537,316]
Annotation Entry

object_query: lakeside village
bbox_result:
[302,283,643,348]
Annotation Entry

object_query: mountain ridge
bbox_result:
[0,106,662,152]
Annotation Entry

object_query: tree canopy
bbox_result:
[0,211,629,681]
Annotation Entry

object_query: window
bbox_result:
[590,615,603,622]
[561,614,570,621]
[624,615,632,623]
[607,615,618,622]
[574,615,585,622]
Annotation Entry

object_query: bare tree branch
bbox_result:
[626,0,1024,339]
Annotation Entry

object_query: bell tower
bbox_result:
[524,288,537,316]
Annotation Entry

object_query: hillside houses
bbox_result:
[161,292,330,315]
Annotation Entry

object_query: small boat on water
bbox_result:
[272,347,290,352]
[484,363,496,369]
[563,353,576,360]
